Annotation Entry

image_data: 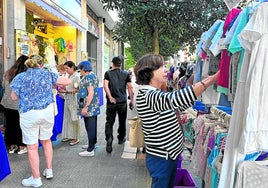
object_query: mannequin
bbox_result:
[44,38,57,73]
[29,38,39,56]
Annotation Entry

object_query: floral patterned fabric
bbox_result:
[10,68,58,113]
[77,72,100,117]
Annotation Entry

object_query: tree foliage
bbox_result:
[100,0,229,60]
[124,47,136,70]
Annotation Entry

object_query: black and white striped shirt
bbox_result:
[136,85,197,160]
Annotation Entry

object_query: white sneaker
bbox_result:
[17,147,27,155]
[82,144,88,149]
[43,168,53,179]
[79,150,94,157]
[22,176,42,187]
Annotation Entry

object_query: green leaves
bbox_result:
[101,0,229,59]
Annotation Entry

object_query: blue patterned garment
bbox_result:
[77,72,100,117]
[10,68,58,113]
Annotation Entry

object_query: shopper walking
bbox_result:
[10,55,71,187]
[134,53,219,188]
[60,61,81,145]
[103,56,134,153]
[77,60,100,157]
[1,55,28,154]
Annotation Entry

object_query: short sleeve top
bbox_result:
[10,68,58,113]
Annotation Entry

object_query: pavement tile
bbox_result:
[0,83,203,187]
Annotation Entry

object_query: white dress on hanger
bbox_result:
[219,3,268,188]
[44,45,57,73]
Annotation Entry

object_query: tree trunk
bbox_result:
[152,29,159,55]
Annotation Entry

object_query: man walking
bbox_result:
[104,56,134,153]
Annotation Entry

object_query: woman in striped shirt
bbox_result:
[134,54,219,188]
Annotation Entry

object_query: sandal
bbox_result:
[62,138,71,142]
[69,139,79,146]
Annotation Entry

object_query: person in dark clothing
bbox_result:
[1,55,29,154]
[103,56,134,153]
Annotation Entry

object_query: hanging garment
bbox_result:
[235,161,268,188]
[238,3,268,154]
[217,8,241,94]
[219,3,268,188]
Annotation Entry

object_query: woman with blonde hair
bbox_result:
[10,55,71,187]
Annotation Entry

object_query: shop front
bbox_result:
[15,0,87,141]
[18,0,86,68]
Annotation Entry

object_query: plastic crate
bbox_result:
[174,168,197,188]
[177,155,183,169]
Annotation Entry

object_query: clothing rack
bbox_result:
[185,108,198,118]
[210,106,231,127]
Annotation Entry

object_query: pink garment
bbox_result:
[218,49,231,91]
[218,8,241,92]
[201,50,207,59]
[222,8,241,37]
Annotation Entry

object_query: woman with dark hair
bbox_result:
[134,53,219,188]
[60,61,81,145]
[1,55,28,154]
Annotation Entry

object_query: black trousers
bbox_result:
[4,108,25,147]
[105,102,127,142]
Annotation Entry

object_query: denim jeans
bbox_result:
[146,154,178,188]
[105,102,127,142]
[83,116,97,152]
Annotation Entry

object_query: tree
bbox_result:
[124,47,135,70]
[101,0,229,59]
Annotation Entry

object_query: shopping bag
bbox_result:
[0,131,11,181]
[128,116,145,148]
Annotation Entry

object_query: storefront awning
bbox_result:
[27,0,87,32]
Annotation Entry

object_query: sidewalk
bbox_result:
[0,103,202,188]
[0,105,151,188]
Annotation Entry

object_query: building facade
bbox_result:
[0,0,123,91]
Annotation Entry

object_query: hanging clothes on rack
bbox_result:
[189,106,230,187]
[198,20,224,105]
[235,160,268,188]
[217,7,241,95]
[219,2,268,188]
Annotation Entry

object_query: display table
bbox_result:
[0,131,11,181]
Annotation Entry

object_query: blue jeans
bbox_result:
[83,116,97,152]
[146,154,178,188]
